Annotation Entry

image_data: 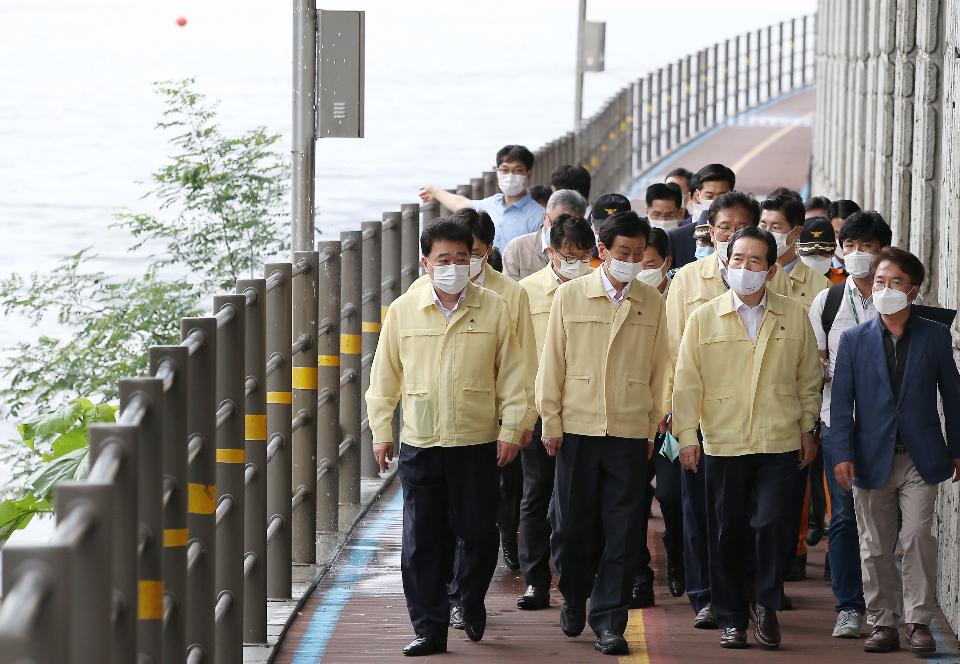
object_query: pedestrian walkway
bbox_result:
[628,87,817,204]
[271,480,959,663]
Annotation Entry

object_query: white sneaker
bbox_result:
[832,610,863,638]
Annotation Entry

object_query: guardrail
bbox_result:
[0,13,814,664]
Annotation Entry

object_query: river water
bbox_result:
[0,0,813,541]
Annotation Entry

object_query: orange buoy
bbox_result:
[176,16,187,27]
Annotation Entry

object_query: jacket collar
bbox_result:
[718,286,783,317]
[417,280,481,310]
[584,265,646,304]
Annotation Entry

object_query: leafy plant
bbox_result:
[0,398,117,546]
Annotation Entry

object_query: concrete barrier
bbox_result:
[811,0,960,635]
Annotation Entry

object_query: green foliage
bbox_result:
[0,398,116,546]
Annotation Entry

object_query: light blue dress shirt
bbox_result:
[471,193,544,252]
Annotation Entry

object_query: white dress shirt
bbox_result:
[731,290,767,344]
[600,265,632,305]
[432,286,466,321]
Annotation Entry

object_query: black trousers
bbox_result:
[519,419,554,588]
[704,451,797,630]
[399,442,500,638]
[680,439,710,612]
[498,450,523,546]
[636,439,684,588]
[551,433,646,636]
[808,444,826,530]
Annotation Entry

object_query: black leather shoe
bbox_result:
[629,583,655,609]
[806,523,825,547]
[594,630,629,655]
[694,604,718,629]
[560,602,586,637]
[462,607,486,642]
[403,634,447,656]
[666,559,686,597]
[754,606,781,650]
[449,604,464,630]
[517,585,550,610]
[502,540,520,571]
[784,553,807,581]
[720,627,748,649]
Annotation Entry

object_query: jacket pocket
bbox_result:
[702,385,740,435]
[403,383,434,437]
[561,375,595,426]
[456,383,497,437]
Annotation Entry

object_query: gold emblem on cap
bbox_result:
[605,208,618,215]
[811,230,823,238]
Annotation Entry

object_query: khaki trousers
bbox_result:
[853,453,939,627]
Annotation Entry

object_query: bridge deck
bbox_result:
[270,88,960,663]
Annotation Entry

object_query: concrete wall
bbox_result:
[812,0,960,634]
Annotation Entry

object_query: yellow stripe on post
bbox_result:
[245,414,267,441]
[341,333,361,355]
[188,483,217,515]
[292,367,318,390]
[163,528,189,547]
[138,580,164,620]
[267,391,292,405]
[318,354,340,367]
[361,321,381,333]
[216,449,245,464]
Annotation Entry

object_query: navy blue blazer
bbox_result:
[830,314,960,489]
[668,212,702,270]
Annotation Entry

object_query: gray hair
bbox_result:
[546,189,587,217]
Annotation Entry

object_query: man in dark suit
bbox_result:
[831,247,960,656]
[668,164,736,269]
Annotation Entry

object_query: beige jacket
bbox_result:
[503,229,550,281]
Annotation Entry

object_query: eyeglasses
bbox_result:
[556,252,591,265]
[873,278,914,290]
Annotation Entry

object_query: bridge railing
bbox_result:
[0,13,815,664]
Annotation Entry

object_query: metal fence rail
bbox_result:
[0,14,813,664]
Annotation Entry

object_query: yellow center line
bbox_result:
[620,608,650,663]
[730,111,814,175]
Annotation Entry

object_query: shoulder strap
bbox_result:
[821,283,846,335]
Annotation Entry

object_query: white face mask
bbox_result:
[606,257,643,284]
[636,265,665,287]
[469,256,485,279]
[724,266,769,296]
[497,173,526,197]
[800,255,833,275]
[844,250,875,278]
[715,240,730,262]
[770,230,795,257]
[429,262,470,295]
[650,219,680,232]
[556,257,589,280]
[834,241,844,260]
[702,197,719,211]
[873,287,911,315]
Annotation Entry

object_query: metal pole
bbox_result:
[724,40,731,120]
[755,29,762,105]
[767,25,774,101]
[90,423,140,663]
[340,231,362,505]
[213,295,246,664]
[790,18,797,90]
[120,377,165,664]
[292,251,319,563]
[316,242,341,533]
[291,0,317,251]
[360,222,382,478]
[574,0,586,129]
[55,481,113,664]
[401,205,421,291]
[645,72,654,165]
[182,317,218,663]
[655,68,663,160]
[711,43,719,125]
[265,264,293,598]
[150,346,189,663]
[734,35,741,114]
[665,64,674,152]
[237,279,267,643]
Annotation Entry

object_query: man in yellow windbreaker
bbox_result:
[673,226,821,651]
[664,189,759,630]
[366,218,527,657]
[536,210,669,657]
[408,208,537,625]
[516,213,595,612]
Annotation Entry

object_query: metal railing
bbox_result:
[0,14,814,664]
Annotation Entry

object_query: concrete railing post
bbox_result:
[360,222,382,478]
[265,264,293,598]
[316,242,342,533]
[401,204,421,291]
[237,279,267,643]
[339,231,362,506]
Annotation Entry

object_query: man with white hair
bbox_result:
[502,189,588,281]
